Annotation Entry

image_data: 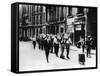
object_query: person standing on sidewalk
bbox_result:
[60,37,65,59]
[86,35,93,58]
[65,37,72,59]
[31,36,36,49]
[54,36,59,57]
[41,36,44,50]
[37,35,41,50]
[81,39,85,53]
[50,35,54,53]
[78,37,85,53]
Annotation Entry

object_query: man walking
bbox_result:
[50,36,54,53]
[65,37,72,59]
[44,36,51,63]
[60,37,65,59]
[31,36,36,49]
[54,36,59,57]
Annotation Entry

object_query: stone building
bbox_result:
[18,4,97,47]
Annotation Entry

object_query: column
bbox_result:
[59,7,61,21]
[65,7,68,32]
[38,5,40,25]
[42,6,46,24]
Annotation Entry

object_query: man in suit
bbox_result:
[50,36,54,53]
[86,35,93,58]
[32,37,36,49]
[60,37,65,59]
[44,36,51,63]
[54,36,59,57]
[30,36,36,49]
[65,37,72,59]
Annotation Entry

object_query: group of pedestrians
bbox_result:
[31,33,94,63]
[31,33,72,63]
[77,35,94,58]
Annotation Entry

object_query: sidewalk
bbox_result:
[70,45,96,54]
[19,41,96,71]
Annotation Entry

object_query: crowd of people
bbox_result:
[30,33,94,63]
[30,33,72,63]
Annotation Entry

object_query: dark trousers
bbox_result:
[54,44,59,57]
[37,41,41,49]
[41,44,44,50]
[87,48,91,57]
[50,45,53,53]
[60,44,65,57]
[38,43,41,49]
[66,45,70,59]
[32,41,36,49]
[45,49,50,63]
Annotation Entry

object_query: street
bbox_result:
[19,41,96,71]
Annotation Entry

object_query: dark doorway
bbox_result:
[60,27,64,33]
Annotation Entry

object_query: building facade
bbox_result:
[19,4,97,47]
[19,4,46,40]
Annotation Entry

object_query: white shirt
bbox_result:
[66,38,72,44]
[54,37,59,44]
[31,37,36,41]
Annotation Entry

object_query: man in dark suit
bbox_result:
[54,36,59,57]
[50,36,54,53]
[44,36,51,63]
[60,37,65,59]
[86,35,93,58]
[32,37,36,49]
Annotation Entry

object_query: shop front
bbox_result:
[74,23,85,44]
